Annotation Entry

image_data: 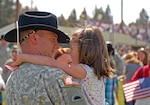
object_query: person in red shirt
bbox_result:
[131,64,150,105]
[131,64,150,81]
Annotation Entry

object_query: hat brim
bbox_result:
[4,25,70,43]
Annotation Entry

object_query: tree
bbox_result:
[103,5,113,24]
[21,5,38,13]
[68,9,77,22]
[80,8,88,20]
[67,9,78,27]
[0,0,38,28]
[58,14,69,26]
[136,8,149,26]
[140,9,149,24]
[93,6,103,21]
[0,0,16,28]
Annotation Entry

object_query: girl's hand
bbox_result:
[11,54,24,66]
[57,54,72,64]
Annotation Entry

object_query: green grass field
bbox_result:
[117,80,125,105]
[2,91,6,105]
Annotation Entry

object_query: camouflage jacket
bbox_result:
[6,63,68,105]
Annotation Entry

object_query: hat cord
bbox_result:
[20,30,36,44]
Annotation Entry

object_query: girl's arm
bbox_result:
[12,54,86,79]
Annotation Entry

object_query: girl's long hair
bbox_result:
[72,25,115,79]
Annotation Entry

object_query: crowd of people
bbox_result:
[0,11,149,105]
[84,20,150,43]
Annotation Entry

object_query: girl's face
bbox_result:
[69,37,79,64]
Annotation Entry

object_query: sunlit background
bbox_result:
[19,0,150,25]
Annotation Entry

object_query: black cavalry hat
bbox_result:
[4,11,70,43]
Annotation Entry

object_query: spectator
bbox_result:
[107,42,125,105]
[137,47,148,65]
[131,64,150,105]
[123,51,142,82]
[122,51,142,105]
[105,43,118,105]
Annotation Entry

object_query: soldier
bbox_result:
[4,11,88,105]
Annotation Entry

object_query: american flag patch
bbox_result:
[123,78,150,102]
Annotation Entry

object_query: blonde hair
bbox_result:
[124,51,142,65]
[72,25,115,79]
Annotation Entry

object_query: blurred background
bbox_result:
[0,0,150,49]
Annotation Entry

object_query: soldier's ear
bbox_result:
[30,34,38,45]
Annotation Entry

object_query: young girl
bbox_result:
[12,25,115,105]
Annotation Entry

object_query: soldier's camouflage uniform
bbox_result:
[6,63,68,105]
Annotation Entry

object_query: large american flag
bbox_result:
[123,78,150,102]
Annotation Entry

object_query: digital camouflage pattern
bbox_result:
[6,63,70,105]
